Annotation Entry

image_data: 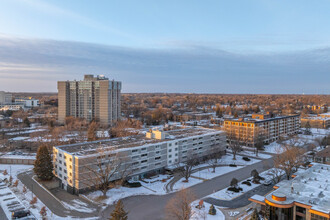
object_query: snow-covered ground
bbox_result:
[85,174,172,206]
[0,165,48,219]
[207,168,283,201]
[171,154,261,191]
[86,155,261,206]
[190,200,225,220]
[238,150,273,159]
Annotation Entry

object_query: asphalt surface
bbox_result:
[204,182,275,208]
[13,155,273,220]
[101,157,274,220]
[17,170,99,218]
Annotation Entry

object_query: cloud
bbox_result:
[0,36,329,94]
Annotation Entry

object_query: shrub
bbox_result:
[40,206,47,218]
[229,164,237,167]
[3,170,8,175]
[22,186,27,193]
[227,187,243,192]
[12,180,19,187]
[30,196,37,205]
[208,204,216,215]
[230,178,238,188]
[242,181,251,186]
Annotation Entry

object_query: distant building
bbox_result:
[57,74,121,125]
[249,163,330,220]
[0,104,24,111]
[53,127,226,194]
[314,147,330,165]
[15,98,39,108]
[224,113,300,147]
[301,113,330,129]
[0,91,12,104]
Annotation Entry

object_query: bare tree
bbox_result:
[274,140,306,180]
[267,167,284,184]
[254,127,265,157]
[165,188,196,220]
[84,148,131,196]
[87,121,99,141]
[207,148,224,173]
[178,151,199,182]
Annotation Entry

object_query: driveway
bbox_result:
[101,157,274,220]
[17,170,99,218]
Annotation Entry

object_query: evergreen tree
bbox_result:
[34,145,54,180]
[208,204,216,215]
[250,208,260,220]
[304,121,311,135]
[23,117,30,127]
[109,200,128,220]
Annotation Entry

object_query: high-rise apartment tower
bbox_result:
[57,75,121,125]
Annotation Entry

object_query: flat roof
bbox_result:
[265,163,330,214]
[55,127,223,157]
[224,114,300,123]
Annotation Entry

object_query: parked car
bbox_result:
[12,210,31,219]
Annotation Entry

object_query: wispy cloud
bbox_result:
[0,36,329,94]
[15,0,132,39]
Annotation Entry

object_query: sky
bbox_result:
[0,0,329,94]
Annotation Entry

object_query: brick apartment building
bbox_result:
[224,113,300,147]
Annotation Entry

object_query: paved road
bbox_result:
[101,157,274,220]
[0,206,8,220]
[17,170,99,218]
[204,182,275,208]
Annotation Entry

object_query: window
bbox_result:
[156,151,160,154]
[59,167,62,171]
[169,143,172,146]
[169,149,172,153]
[64,162,67,166]
[59,153,62,157]
[69,165,72,169]
[155,162,161,166]
[132,149,138,153]
[141,166,147,170]
[70,172,72,176]
[132,162,139,166]
[175,148,178,151]
[155,157,161,160]
[175,153,178,156]
[141,153,147,157]
[141,160,147,163]
[64,177,67,180]
[169,155,172,158]
[64,170,67,174]
[59,160,62,164]
[64,155,66,159]
[59,174,62,178]
[69,158,72,162]
[141,148,146,151]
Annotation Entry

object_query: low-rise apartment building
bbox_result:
[53,127,226,194]
[301,113,330,129]
[249,163,330,220]
[224,113,300,147]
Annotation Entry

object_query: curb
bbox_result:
[31,175,65,206]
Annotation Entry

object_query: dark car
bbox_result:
[12,210,30,219]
